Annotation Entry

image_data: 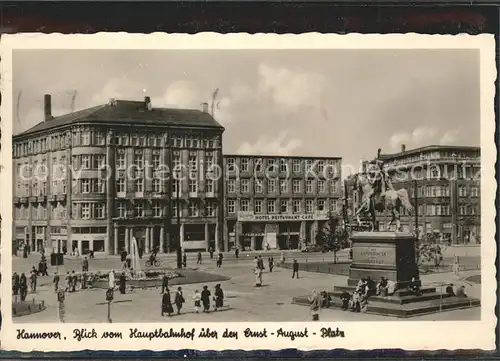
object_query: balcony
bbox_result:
[56,194,67,202]
[13,196,20,204]
[20,197,28,204]
[48,195,57,202]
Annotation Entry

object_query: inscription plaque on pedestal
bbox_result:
[348,231,419,289]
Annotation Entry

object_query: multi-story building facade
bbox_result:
[13,95,225,255]
[223,155,342,250]
[346,144,481,244]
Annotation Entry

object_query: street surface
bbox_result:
[12,248,481,323]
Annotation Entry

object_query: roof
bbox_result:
[224,154,342,160]
[379,144,480,160]
[15,100,224,138]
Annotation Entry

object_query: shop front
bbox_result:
[235,212,329,251]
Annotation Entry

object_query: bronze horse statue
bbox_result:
[352,172,414,232]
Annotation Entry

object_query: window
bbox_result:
[268,179,276,193]
[306,180,314,193]
[172,179,180,195]
[330,199,338,213]
[81,203,91,219]
[135,203,144,217]
[317,199,326,211]
[330,181,338,194]
[227,179,236,193]
[116,153,126,169]
[172,201,179,217]
[227,199,235,214]
[280,200,288,213]
[116,178,125,193]
[305,200,313,213]
[95,203,105,219]
[254,158,263,172]
[152,178,161,193]
[280,159,288,172]
[152,154,161,168]
[459,186,467,197]
[280,180,288,193]
[205,153,214,172]
[240,199,250,212]
[255,199,263,214]
[96,179,105,193]
[206,179,214,193]
[254,179,263,193]
[135,178,144,193]
[62,180,67,194]
[241,158,249,172]
[318,180,326,193]
[82,131,91,145]
[292,159,301,173]
[205,202,215,217]
[293,200,301,213]
[470,186,479,197]
[94,155,105,169]
[134,153,144,169]
[153,201,162,217]
[81,179,91,193]
[117,202,126,218]
[81,155,90,169]
[173,153,181,168]
[267,199,276,213]
[188,201,198,217]
[241,179,250,193]
[95,132,105,145]
[317,160,325,173]
[293,180,301,194]
[226,158,236,171]
[189,153,198,170]
[305,160,313,171]
[189,180,198,193]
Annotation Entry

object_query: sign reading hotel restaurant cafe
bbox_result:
[237,211,329,222]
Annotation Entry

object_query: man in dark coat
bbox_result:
[292,259,300,279]
[216,253,223,268]
[183,253,187,268]
[209,247,214,259]
[161,274,169,293]
[197,252,202,265]
[82,256,89,272]
[120,249,127,262]
[20,273,28,301]
[201,285,211,313]
[12,272,20,299]
[119,272,126,294]
[161,289,174,317]
[268,257,274,272]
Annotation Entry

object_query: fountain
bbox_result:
[128,236,145,279]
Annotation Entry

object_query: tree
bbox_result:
[315,215,346,263]
[415,232,444,269]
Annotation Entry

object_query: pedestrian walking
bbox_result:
[183,252,187,268]
[53,272,60,292]
[20,273,28,301]
[216,253,223,268]
[292,259,299,279]
[161,289,174,317]
[57,289,66,323]
[30,269,37,292]
[308,289,321,321]
[82,256,89,272]
[197,252,202,265]
[174,287,185,315]
[161,274,169,293]
[201,285,211,313]
[268,257,274,272]
[214,284,224,311]
[193,290,201,313]
[209,247,214,259]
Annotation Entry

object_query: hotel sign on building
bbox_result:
[237,212,330,222]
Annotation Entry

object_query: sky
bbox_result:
[12,49,480,176]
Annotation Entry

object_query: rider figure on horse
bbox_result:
[367,148,392,198]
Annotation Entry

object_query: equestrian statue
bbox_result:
[352,148,414,232]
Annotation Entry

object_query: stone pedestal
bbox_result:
[348,231,419,290]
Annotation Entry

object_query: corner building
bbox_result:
[347,145,481,244]
[13,95,225,255]
[223,155,342,250]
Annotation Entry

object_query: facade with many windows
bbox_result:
[13,95,225,255]
[346,145,481,244]
[223,155,342,250]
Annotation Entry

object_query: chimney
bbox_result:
[44,94,52,121]
[201,102,209,113]
[401,144,406,153]
[144,96,152,111]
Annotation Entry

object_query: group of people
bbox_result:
[161,284,225,316]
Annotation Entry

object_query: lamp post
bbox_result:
[176,170,182,269]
